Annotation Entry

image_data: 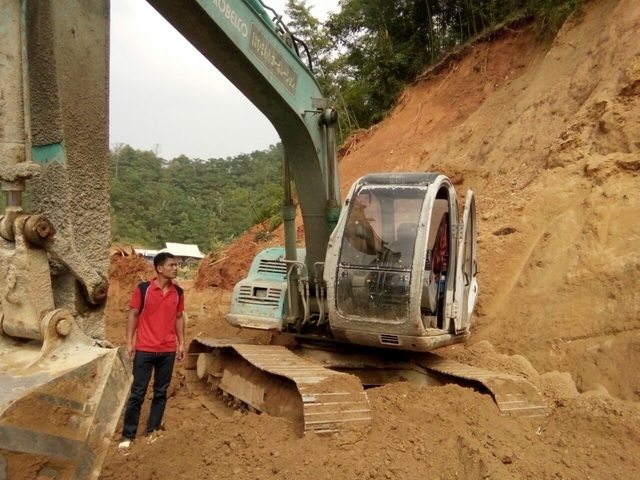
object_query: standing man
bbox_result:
[118,252,186,449]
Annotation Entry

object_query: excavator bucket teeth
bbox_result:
[187,338,372,435]
[417,354,547,418]
[0,343,131,480]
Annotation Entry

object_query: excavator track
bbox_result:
[417,354,547,418]
[296,343,547,419]
[186,339,372,435]
[186,338,545,438]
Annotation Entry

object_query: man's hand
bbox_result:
[126,340,135,358]
[125,308,139,360]
[177,343,186,362]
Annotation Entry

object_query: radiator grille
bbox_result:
[257,259,288,276]
[237,285,283,306]
[379,334,400,346]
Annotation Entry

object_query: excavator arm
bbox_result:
[148,0,341,274]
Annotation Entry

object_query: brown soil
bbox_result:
[193,225,286,291]
[101,0,640,478]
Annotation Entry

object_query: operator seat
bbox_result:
[389,223,417,266]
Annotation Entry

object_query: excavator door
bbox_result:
[453,189,478,333]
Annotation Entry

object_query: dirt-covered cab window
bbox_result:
[336,186,426,321]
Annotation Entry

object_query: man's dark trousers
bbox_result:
[122,351,175,440]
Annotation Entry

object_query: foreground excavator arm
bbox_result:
[0,2,131,479]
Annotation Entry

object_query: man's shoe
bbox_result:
[146,431,162,444]
[117,439,132,454]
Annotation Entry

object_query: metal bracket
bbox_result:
[452,223,464,242]
[311,97,329,109]
[445,302,459,320]
[0,213,108,306]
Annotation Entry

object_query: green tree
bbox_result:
[321,0,581,133]
[109,144,286,252]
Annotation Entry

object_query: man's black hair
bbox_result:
[154,252,176,271]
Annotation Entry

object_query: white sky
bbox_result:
[109,0,340,160]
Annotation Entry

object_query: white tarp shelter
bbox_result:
[135,243,205,265]
[160,243,205,259]
[137,249,159,259]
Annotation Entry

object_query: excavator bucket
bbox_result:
[0,313,132,480]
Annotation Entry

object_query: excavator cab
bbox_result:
[334,184,424,321]
[326,173,478,351]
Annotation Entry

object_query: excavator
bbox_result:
[0,0,545,478]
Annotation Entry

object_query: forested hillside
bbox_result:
[109,144,284,251]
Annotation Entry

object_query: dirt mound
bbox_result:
[102,0,640,478]
[442,340,581,405]
[108,248,154,287]
[101,375,640,480]
[193,225,286,290]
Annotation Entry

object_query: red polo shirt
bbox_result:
[130,279,185,353]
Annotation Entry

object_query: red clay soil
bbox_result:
[193,225,286,291]
[102,0,640,478]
